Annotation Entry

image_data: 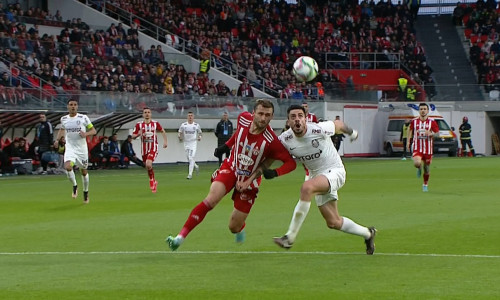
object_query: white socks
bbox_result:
[66,169,77,186]
[340,217,371,239]
[82,173,89,192]
[188,158,195,176]
[285,200,311,243]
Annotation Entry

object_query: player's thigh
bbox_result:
[312,169,346,206]
[74,154,89,170]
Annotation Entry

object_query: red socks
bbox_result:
[148,168,154,181]
[179,201,213,238]
[423,174,429,185]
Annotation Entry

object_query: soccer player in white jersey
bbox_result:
[54,99,96,204]
[178,111,202,179]
[271,104,377,254]
[132,107,168,193]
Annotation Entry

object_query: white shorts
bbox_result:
[64,150,89,170]
[184,144,197,159]
[311,168,346,206]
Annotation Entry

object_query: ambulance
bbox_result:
[383,103,458,157]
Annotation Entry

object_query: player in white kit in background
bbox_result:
[270,104,377,254]
[178,111,202,179]
[54,99,96,204]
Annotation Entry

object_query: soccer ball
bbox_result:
[293,56,318,82]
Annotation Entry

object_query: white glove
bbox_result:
[350,129,358,142]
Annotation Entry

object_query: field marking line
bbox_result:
[0,251,499,259]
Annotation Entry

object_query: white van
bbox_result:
[383,103,458,157]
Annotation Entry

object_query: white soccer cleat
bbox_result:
[350,129,358,142]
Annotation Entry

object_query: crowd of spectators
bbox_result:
[0,0,439,109]
[458,0,500,93]
[96,0,436,98]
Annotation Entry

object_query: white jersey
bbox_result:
[60,113,93,156]
[279,121,343,176]
[178,122,202,145]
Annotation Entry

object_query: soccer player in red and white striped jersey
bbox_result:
[131,107,168,193]
[407,103,439,192]
[166,99,296,251]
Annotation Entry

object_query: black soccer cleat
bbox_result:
[365,227,377,255]
[272,235,293,249]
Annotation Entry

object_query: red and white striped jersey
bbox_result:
[133,120,164,156]
[409,117,439,155]
[306,113,318,123]
[225,111,295,189]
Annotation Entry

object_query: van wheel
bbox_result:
[386,144,393,157]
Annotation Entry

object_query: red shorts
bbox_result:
[142,150,157,163]
[211,161,259,214]
[412,152,433,165]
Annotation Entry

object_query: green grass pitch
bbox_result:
[1,157,499,299]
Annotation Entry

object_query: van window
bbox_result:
[388,120,405,131]
[434,119,451,130]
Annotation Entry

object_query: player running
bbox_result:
[131,107,168,193]
[54,99,96,204]
[407,102,439,192]
[166,99,296,251]
[261,105,376,254]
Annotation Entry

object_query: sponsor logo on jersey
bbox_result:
[236,169,251,176]
[297,150,322,161]
[312,129,321,134]
[237,154,254,166]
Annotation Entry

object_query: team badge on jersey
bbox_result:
[312,139,319,148]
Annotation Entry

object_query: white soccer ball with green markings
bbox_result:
[293,56,318,82]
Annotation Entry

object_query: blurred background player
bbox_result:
[459,116,475,157]
[132,107,168,192]
[214,111,233,166]
[301,102,318,123]
[178,111,202,179]
[407,103,439,192]
[166,99,296,251]
[54,99,96,204]
[269,105,376,255]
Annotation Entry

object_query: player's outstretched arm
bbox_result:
[334,119,358,141]
[54,128,65,148]
[161,129,168,148]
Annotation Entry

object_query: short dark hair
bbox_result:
[287,104,306,116]
[419,103,429,109]
[254,99,274,113]
[67,98,78,104]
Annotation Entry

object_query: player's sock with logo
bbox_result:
[82,173,89,192]
[66,169,77,186]
[179,200,213,238]
[340,217,371,239]
[423,174,429,185]
[285,200,311,243]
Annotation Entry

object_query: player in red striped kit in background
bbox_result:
[166,99,296,251]
[131,107,168,193]
[407,103,439,192]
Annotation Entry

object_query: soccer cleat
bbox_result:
[151,180,158,193]
[401,157,406,161]
[235,230,246,244]
[72,185,78,199]
[422,184,428,192]
[166,235,181,251]
[272,235,293,249]
[365,227,377,255]
[186,175,192,180]
[83,191,89,204]
[195,165,199,175]
[416,168,421,178]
